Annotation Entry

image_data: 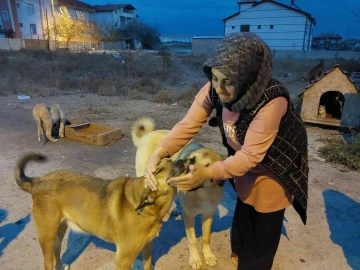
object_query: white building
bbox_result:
[90,3,137,29]
[16,0,45,39]
[223,0,316,51]
[13,0,94,39]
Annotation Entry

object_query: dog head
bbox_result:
[136,158,186,211]
[183,148,224,189]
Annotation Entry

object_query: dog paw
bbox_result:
[189,255,203,270]
[59,134,64,138]
[203,245,217,267]
[203,250,217,267]
[63,265,70,270]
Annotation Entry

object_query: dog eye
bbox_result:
[205,164,210,167]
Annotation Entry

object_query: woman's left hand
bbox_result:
[167,164,214,191]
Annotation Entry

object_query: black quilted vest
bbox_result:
[210,78,309,225]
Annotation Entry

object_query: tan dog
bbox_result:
[14,153,186,270]
[32,103,65,143]
[131,117,224,270]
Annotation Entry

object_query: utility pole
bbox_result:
[50,0,57,48]
[45,8,50,50]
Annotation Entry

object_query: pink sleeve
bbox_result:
[159,82,213,156]
[210,97,288,181]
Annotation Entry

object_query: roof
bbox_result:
[313,33,342,40]
[94,3,136,12]
[58,0,94,10]
[298,65,358,97]
[223,0,315,23]
[222,12,240,22]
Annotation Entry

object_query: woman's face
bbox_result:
[211,68,237,103]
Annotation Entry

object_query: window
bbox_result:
[2,11,9,21]
[331,39,336,44]
[232,26,235,29]
[19,23,23,27]
[30,24,37,35]
[240,24,250,32]
[120,16,126,25]
[27,4,35,15]
[257,25,261,29]
[75,10,84,20]
[319,40,325,44]
[17,3,20,8]
[270,25,274,29]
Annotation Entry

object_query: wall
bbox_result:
[0,38,24,50]
[192,37,223,57]
[17,0,44,39]
[225,2,313,50]
[192,37,360,59]
[91,8,136,29]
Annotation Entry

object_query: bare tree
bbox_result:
[98,20,119,49]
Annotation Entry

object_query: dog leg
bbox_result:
[54,222,68,270]
[183,210,202,270]
[32,209,60,270]
[202,211,217,267]
[114,244,140,270]
[59,118,65,138]
[36,119,42,142]
[142,241,153,270]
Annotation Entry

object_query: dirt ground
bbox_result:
[0,89,359,270]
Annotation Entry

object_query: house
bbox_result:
[299,65,359,128]
[56,0,95,22]
[222,0,316,51]
[15,0,48,39]
[338,38,360,51]
[90,3,137,28]
[90,3,139,48]
[311,33,342,50]
[0,0,20,38]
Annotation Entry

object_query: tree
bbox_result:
[97,20,120,49]
[48,12,90,48]
[118,19,161,49]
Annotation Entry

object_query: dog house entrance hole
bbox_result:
[318,91,345,120]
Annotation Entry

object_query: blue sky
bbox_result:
[87,0,360,39]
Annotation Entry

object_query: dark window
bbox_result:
[240,24,250,32]
[232,26,235,29]
[257,25,261,29]
[270,25,274,29]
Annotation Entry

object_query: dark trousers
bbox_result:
[229,180,285,270]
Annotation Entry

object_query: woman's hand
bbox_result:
[144,147,170,191]
[167,163,214,191]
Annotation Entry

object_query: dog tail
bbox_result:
[131,117,155,148]
[14,153,47,193]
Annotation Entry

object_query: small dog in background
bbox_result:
[32,103,65,143]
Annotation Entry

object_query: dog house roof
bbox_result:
[298,64,358,97]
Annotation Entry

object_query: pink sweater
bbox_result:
[160,82,292,213]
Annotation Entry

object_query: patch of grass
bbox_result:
[318,135,360,171]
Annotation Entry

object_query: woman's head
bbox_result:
[203,33,272,112]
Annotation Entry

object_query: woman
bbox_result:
[145,32,309,270]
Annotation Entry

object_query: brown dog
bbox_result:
[14,153,186,270]
[32,103,65,143]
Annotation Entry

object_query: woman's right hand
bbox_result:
[144,147,170,191]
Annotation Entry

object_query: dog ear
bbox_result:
[135,186,157,212]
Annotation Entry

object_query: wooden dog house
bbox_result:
[299,65,360,128]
